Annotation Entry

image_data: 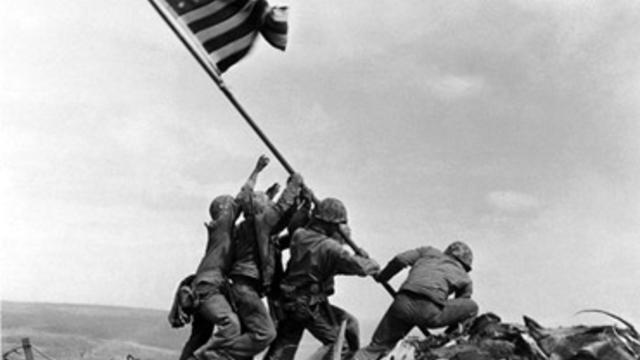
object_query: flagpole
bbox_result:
[148,0,295,175]
[148,0,398,299]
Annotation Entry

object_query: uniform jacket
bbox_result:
[230,175,303,291]
[281,227,379,296]
[377,246,472,306]
[193,206,236,288]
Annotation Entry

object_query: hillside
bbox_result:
[2,301,371,360]
[2,301,188,360]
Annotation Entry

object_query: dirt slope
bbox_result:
[2,301,188,360]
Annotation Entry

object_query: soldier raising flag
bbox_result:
[264,198,380,360]
[169,155,270,360]
[149,1,419,359]
[354,242,479,360]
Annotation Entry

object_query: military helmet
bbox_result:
[313,198,348,224]
[444,241,473,271]
[209,195,236,220]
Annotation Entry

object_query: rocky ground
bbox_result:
[384,311,640,360]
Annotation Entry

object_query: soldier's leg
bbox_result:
[302,302,356,360]
[423,298,478,329]
[353,294,417,360]
[180,313,214,360]
[192,293,241,359]
[217,281,276,359]
[327,305,360,359]
[262,315,305,360]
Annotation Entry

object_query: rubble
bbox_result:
[382,311,640,360]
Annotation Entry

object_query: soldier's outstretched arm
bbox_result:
[374,247,429,282]
[271,172,304,216]
[334,247,381,276]
[242,154,270,192]
[374,254,412,283]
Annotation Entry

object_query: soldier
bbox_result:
[198,167,305,360]
[354,241,479,360]
[266,186,315,327]
[170,155,270,360]
[264,198,380,360]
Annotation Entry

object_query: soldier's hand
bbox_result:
[365,258,381,277]
[357,247,369,258]
[339,224,352,241]
[168,309,190,328]
[289,172,304,185]
[371,258,381,272]
[301,185,314,201]
[265,182,281,200]
[373,271,384,283]
[255,154,270,172]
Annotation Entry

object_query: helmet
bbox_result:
[209,195,237,220]
[313,198,348,224]
[444,241,473,271]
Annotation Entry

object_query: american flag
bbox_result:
[164,0,288,73]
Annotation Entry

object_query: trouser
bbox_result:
[199,277,276,360]
[354,291,478,360]
[263,299,359,360]
[179,292,241,360]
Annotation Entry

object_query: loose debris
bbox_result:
[383,311,640,360]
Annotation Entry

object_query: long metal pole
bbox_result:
[148,0,295,174]
[148,0,396,298]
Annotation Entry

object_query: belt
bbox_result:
[281,282,327,296]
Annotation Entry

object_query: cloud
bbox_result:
[486,190,542,213]
[429,73,485,100]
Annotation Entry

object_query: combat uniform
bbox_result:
[354,245,479,360]
[206,174,303,360]
[267,195,314,327]
[177,195,241,360]
[263,226,380,360]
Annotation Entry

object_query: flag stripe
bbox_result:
[194,1,254,45]
[260,6,287,50]
[263,19,286,35]
[166,0,215,16]
[180,0,228,23]
[264,6,287,31]
[213,33,256,72]
[212,31,256,60]
[217,49,250,72]
[188,0,252,34]
[201,2,264,54]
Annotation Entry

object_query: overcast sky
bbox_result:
[2,0,640,330]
